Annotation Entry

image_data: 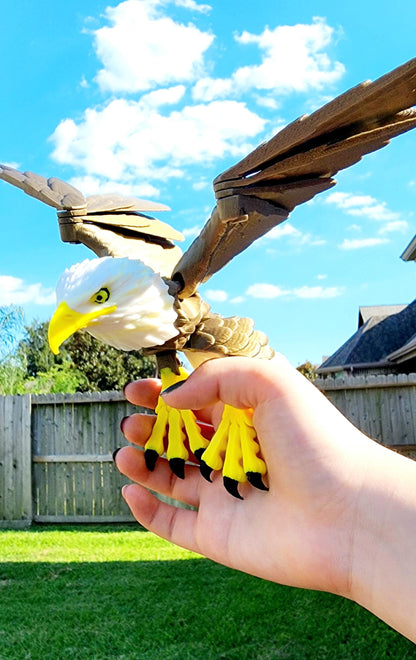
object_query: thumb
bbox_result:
[161,354,303,411]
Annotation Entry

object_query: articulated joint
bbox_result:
[57,211,86,243]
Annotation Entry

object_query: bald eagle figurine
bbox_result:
[2,58,416,498]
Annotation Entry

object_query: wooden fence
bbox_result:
[315,372,416,459]
[0,391,143,528]
[2,374,416,527]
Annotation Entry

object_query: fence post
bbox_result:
[0,395,32,528]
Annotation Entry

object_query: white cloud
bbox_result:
[49,7,349,212]
[139,85,187,108]
[92,0,214,93]
[254,95,281,110]
[338,237,389,250]
[204,289,228,302]
[378,220,409,234]
[173,0,211,12]
[49,7,349,207]
[263,222,326,247]
[246,281,343,299]
[182,224,203,238]
[266,223,300,240]
[193,17,344,101]
[69,175,160,199]
[0,276,55,306]
[246,283,290,299]
[325,191,400,222]
[192,180,209,191]
[293,285,343,299]
[2,161,20,170]
[51,98,265,186]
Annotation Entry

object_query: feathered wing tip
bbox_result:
[0,164,171,216]
[173,58,416,298]
[0,163,183,273]
[214,57,416,200]
[0,165,86,210]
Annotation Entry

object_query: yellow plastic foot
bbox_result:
[199,405,268,499]
[144,366,209,478]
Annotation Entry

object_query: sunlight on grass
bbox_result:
[0,524,200,563]
[0,525,414,659]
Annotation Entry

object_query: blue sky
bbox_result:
[0,0,415,366]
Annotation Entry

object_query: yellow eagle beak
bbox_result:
[48,301,117,355]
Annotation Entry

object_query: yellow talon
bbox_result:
[182,409,209,457]
[198,415,228,472]
[144,398,168,458]
[199,404,268,498]
[223,420,246,483]
[144,366,208,478]
[166,408,188,462]
[143,366,268,497]
[239,411,267,476]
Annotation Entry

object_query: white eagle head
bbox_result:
[48,257,179,354]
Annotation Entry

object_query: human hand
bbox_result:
[115,355,380,598]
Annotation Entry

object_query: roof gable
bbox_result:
[319,299,416,372]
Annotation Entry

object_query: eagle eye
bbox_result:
[91,287,110,304]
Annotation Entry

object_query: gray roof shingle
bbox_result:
[318,300,416,372]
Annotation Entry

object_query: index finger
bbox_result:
[124,378,161,409]
[124,376,218,426]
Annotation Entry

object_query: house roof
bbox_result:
[358,304,407,327]
[388,333,416,363]
[318,299,416,373]
[401,234,416,261]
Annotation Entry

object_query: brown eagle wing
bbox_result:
[173,58,416,298]
[0,165,183,276]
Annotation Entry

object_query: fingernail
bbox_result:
[120,416,129,434]
[112,447,122,463]
[161,380,186,396]
[122,484,132,498]
[123,382,132,397]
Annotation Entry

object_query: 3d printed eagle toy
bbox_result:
[1,58,416,498]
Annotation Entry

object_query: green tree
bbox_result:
[15,320,156,392]
[17,319,60,376]
[0,305,24,357]
[0,356,26,394]
[64,330,156,391]
[0,306,26,394]
[296,361,317,381]
[23,362,89,394]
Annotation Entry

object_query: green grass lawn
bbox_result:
[0,525,414,659]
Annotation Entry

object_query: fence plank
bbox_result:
[3,374,414,526]
[316,373,416,448]
[0,395,32,527]
[30,393,143,523]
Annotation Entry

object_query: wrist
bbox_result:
[348,443,416,640]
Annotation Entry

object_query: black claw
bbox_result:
[199,460,213,483]
[169,458,185,479]
[144,449,159,472]
[223,477,244,500]
[193,448,205,463]
[246,472,269,492]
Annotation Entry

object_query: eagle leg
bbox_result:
[199,405,268,499]
[144,364,209,478]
